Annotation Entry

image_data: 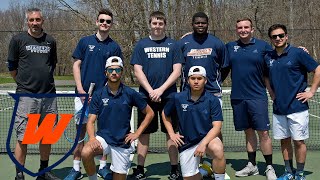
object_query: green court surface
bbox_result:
[1,151,319,179]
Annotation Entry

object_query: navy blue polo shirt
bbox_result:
[89,83,147,148]
[164,90,223,152]
[226,38,272,99]
[72,34,123,92]
[178,34,228,94]
[130,36,183,99]
[265,44,319,115]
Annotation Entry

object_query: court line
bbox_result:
[310,113,320,119]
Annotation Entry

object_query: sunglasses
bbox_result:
[106,68,122,74]
[271,33,286,39]
[99,19,112,24]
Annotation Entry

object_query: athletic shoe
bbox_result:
[97,166,112,179]
[168,170,181,180]
[235,162,259,177]
[295,171,306,180]
[276,171,294,180]
[131,168,146,180]
[265,165,277,180]
[15,172,25,180]
[36,171,61,180]
[64,168,83,180]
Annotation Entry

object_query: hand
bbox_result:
[169,133,184,147]
[296,91,314,103]
[77,88,87,103]
[149,88,163,102]
[125,133,139,144]
[298,46,310,54]
[88,138,102,152]
[194,142,206,157]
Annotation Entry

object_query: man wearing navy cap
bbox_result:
[266,24,320,180]
[81,56,154,180]
[162,66,226,180]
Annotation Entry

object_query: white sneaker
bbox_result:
[265,165,277,180]
[235,162,259,177]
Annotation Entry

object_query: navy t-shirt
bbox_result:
[265,44,319,115]
[164,90,223,152]
[130,36,183,99]
[89,83,147,148]
[226,38,272,99]
[178,34,228,94]
[72,35,123,92]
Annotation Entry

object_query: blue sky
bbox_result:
[0,0,10,10]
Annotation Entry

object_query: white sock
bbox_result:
[99,160,107,170]
[88,174,98,180]
[214,173,225,180]
[73,160,81,171]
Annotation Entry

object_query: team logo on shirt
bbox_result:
[88,45,95,51]
[181,104,189,111]
[187,48,212,59]
[233,46,240,52]
[102,98,109,106]
[144,47,170,58]
[269,59,275,67]
[26,45,51,54]
[253,49,258,53]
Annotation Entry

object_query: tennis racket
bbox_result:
[64,83,95,143]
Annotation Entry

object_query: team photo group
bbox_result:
[7,6,320,180]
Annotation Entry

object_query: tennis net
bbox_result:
[0,90,319,154]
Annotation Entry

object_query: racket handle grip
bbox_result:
[88,83,95,96]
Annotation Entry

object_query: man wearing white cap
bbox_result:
[162,66,226,180]
[66,8,123,180]
[81,56,154,180]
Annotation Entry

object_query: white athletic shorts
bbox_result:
[273,110,309,140]
[96,136,135,174]
[74,97,88,125]
[180,143,201,177]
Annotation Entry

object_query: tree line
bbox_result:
[0,0,319,86]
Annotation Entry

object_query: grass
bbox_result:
[0,73,74,84]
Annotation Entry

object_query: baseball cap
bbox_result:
[188,66,206,77]
[105,56,123,68]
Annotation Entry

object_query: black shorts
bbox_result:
[138,98,178,134]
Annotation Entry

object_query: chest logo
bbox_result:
[102,98,109,106]
[181,104,189,111]
[233,45,240,52]
[88,45,95,51]
[269,59,275,67]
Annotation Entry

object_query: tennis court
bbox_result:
[0,88,319,179]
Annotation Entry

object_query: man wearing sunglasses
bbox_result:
[65,8,123,180]
[223,18,277,180]
[265,24,320,180]
[130,11,183,180]
[82,56,154,180]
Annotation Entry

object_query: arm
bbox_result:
[264,76,275,101]
[73,59,86,101]
[10,70,17,82]
[86,114,102,150]
[161,111,184,147]
[194,121,222,157]
[220,66,230,83]
[125,105,154,144]
[151,63,182,102]
[134,64,154,94]
[296,65,320,103]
